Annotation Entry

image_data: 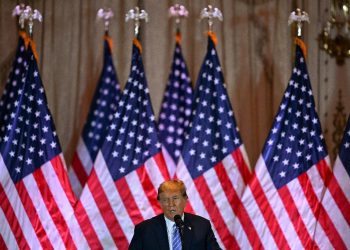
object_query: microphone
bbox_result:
[173,214,185,230]
[174,215,185,248]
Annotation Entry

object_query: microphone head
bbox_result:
[174,214,184,228]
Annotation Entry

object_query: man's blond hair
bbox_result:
[157,180,187,200]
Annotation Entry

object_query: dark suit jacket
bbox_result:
[129,213,221,250]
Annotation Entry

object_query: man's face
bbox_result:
[158,190,187,221]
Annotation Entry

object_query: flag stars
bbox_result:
[50,141,57,149]
[279,171,286,178]
[122,155,128,162]
[282,159,289,165]
[234,138,240,145]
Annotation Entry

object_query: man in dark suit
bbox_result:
[129,180,221,250]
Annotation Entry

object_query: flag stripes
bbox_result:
[0,155,51,249]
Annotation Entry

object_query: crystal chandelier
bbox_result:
[318,0,350,65]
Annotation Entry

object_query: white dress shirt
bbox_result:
[164,214,184,250]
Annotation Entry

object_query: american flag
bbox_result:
[0,32,28,137]
[175,34,251,249]
[232,39,331,249]
[76,39,170,249]
[0,42,87,248]
[158,32,193,177]
[314,115,350,249]
[69,36,121,196]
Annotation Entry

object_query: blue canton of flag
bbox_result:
[339,115,350,175]
[262,45,328,189]
[102,41,162,180]
[0,33,28,139]
[158,35,193,176]
[0,46,61,182]
[82,38,121,160]
[181,36,242,179]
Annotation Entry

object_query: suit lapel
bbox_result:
[183,213,194,250]
[154,214,170,250]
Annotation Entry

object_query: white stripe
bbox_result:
[321,189,350,248]
[0,156,41,249]
[144,155,167,190]
[162,146,176,178]
[258,159,303,248]
[41,157,89,249]
[22,174,65,249]
[79,185,116,248]
[94,152,134,242]
[284,171,320,248]
[313,221,333,250]
[333,157,350,202]
[307,162,342,248]
[68,166,83,197]
[76,137,93,175]
[238,145,252,171]
[125,171,155,220]
[203,167,235,235]
[239,182,278,249]
[230,218,253,249]
[0,206,19,250]
[176,157,224,248]
[306,162,328,202]
[222,152,246,197]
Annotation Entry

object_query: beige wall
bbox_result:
[0,0,349,167]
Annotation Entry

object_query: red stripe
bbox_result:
[298,161,347,249]
[71,152,89,188]
[278,185,318,249]
[215,161,263,249]
[0,184,30,250]
[327,174,350,224]
[115,177,144,224]
[231,149,252,184]
[74,200,103,249]
[194,176,239,250]
[0,233,6,250]
[152,152,170,180]
[184,200,195,214]
[136,165,162,215]
[33,168,77,250]
[318,160,350,225]
[15,181,53,249]
[249,172,291,249]
[88,169,129,249]
[51,155,77,205]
